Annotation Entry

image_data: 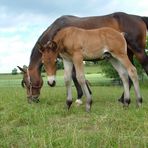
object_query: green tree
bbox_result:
[100,37,148,80]
[12,68,18,75]
[100,58,144,81]
[57,59,64,69]
[23,65,28,70]
[100,60,119,79]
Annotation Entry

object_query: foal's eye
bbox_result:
[55,59,57,63]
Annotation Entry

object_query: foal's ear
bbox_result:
[47,41,57,51]
[17,66,26,73]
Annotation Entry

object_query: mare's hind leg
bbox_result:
[63,59,73,109]
[134,49,148,75]
[117,55,142,107]
[110,58,131,106]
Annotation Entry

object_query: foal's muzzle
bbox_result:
[47,76,56,87]
[47,80,56,87]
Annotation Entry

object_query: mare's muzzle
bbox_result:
[27,94,40,103]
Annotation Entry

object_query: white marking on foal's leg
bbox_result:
[47,75,56,85]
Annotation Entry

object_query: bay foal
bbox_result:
[40,27,142,112]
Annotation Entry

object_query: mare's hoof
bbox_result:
[32,98,40,103]
[75,99,83,106]
[66,100,73,110]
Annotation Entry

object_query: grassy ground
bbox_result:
[0,66,148,148]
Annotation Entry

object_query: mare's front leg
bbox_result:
[72,66,83,105]
[63,59,73,109]
[73,54,92,112]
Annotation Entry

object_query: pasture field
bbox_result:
[0,66,148,148]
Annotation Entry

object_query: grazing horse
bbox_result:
[18,12,148,104]
[40,27,142,112]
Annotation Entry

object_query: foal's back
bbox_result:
[54,27,127,59]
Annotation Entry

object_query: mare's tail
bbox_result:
[124,33,141,52]
[141,17,148,29]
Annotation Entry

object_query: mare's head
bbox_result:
[17,66,43,103]
[39,41,58,87]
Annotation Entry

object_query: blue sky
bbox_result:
[0,0,148,73]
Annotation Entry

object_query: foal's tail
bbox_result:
[141,16,148,29]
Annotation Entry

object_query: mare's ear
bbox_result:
[37,42,45,53]
[46,41,57,51]
[17,66,26,73]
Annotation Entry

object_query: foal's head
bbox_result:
[39,41,58,87]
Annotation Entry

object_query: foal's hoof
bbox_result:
[75,99,83,106]
[86,105,91,112]
[66,100,73,110]
[136,98,143,108]
[123,99,131,107]
[86,100,92,112]
[118,97,124,104]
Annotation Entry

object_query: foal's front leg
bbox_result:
[63,59,73,109]
[72,65,92,105]
[73,55,92,112]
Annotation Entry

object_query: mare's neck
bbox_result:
[28,45,42,74]
[28,28,50,74]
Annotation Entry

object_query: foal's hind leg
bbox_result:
[118,50,134,103]
[110,58,131,106]
[118,56,142,107]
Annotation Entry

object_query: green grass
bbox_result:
[0,67,148,148]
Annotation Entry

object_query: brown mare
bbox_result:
[18,12,148,104]
[40,27,142,112]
